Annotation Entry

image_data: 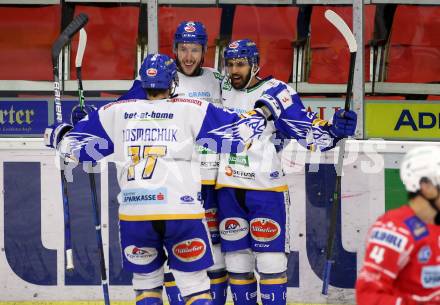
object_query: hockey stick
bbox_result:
[51,13,89,271]
[75,28,111,305]
[75,29,87,109]
[321,9,357,295]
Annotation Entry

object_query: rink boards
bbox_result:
[0,139,438,304]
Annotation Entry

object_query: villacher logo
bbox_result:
[172,238,206,262]
[250,218,281,242]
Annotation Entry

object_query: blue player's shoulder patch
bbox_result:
[404,216,429,241]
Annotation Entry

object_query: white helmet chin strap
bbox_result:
[244,64,260,89]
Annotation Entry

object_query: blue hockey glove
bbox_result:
[70,104,97,125]
[254,83,293,121]
[44,122,73,148]
[329,109,357,138]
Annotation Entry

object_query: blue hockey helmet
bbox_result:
[224,39,259,66]
[139,54,178,90]
[174,21,208,49]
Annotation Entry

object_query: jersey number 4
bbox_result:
[128,145,167,181]
[369,245,385,264]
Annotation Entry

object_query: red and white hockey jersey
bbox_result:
[356,205,440,305]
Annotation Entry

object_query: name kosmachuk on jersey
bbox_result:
[123,128,177,142]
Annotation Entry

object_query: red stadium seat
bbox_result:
[365,96,405,100]
[158,7,222,68]
[308,5,375,84]
[0,5,60,80]
[386,5,440,83]
[427,95,440,100]
[70,5,139,80]
[231,5,299,82]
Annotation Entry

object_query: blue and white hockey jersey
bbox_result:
[218,76,338,191]
[58,97,265,221]
[119,67,223,185]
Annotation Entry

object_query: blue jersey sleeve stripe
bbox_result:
[65,110,114,162]
[196,103,265,154]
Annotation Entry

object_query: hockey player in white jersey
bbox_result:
[118,21,227,305]
[44,53,285,305]
[217,39,357,305]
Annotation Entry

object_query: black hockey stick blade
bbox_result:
[52,13,89,66]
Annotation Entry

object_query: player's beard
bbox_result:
[230,71,252,90]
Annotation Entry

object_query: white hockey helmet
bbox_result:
[400,145,440,193]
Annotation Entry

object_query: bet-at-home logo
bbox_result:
[0,106,34,125]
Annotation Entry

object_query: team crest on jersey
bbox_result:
[172,238,206,262]
[208,115,265,145]
[277,89,293,108]
[369,227,408,252]
[404,216,429,240]
[250,218,281,242]
[124,246,157,265]
[220,217,249,241]
[184,22,196,33]
[418,245,432,263]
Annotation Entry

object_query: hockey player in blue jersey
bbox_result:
[118,21,227,305]
[216,39,357,305]
[44,53,285,305]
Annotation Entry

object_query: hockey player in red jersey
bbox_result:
[356,145,440,305]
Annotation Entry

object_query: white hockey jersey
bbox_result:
[58,97,266,221]
[218,77,288,191]
[175,67,223,185]
[118,67,223,185]
[175,67,223,107]
[218,76,336,191]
